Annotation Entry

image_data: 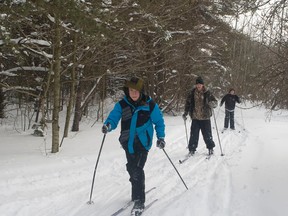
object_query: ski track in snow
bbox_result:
[115,115,249,216]
[1,106,288,216]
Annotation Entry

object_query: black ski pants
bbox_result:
[125,150,148,203]
[188,119,215,151]
[224,109,235,129]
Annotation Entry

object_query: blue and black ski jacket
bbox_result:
[104,95,165,154]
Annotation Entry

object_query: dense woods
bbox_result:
[0,0,287,153]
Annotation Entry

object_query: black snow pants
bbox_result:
[125,149,148,203]
[188,119,215,151]
[224,109,235,129]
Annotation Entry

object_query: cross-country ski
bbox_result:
[131,199,158,216]
[111,187,156,216]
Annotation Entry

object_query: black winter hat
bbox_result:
[195,76,204,85]
[124,77,144,92]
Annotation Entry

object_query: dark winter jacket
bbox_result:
[104,95,165,154]
[184,87,217,120]
[220,94,240,111]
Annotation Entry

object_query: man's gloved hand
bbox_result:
[182,113,188,121]
[101,123,110,134]
[208,101,217,109]
[157,138,166,149]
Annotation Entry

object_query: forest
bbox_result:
[0,0,287,153]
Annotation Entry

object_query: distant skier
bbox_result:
[220,88,241,130]
[101,77,165,216]
[182,76,217,156]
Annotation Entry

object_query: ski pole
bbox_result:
[183,119,189,147]
[215,105,221,120]
[162,149,188,190]
[211,106,221,130]
[91,118,98,128]
[240,107,245,131]
[87,134,106,204]
[212,109,224,156]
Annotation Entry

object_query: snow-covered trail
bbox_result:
[142,114,248,216]
[71,113,249,216]
[226,108,288,216]
[1,105,288,216]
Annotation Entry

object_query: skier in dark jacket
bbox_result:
[101,77,165,215]
[182,76,217,155]
[220,88,241,130]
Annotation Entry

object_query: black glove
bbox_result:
[182,113,187,121]
[208,101,217,109]
[157,138,165,149]
[101,123,110,134]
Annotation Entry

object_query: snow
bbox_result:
[1,103,288,216]
[0,38,51,47]
[1,67,49,76]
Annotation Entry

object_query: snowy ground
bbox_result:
[1,103,288,216]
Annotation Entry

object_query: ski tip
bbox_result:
[179,160,182,164]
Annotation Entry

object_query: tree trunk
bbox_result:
[0,87,4,118]
[71,79,82,132]
[63,68,76,137]
[63,34,77,138]
[51,14,61,153]
[72,76,102,131]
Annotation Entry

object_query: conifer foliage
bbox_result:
[1,0,287,152]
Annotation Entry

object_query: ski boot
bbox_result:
[189,150,195,156]
[208,149,214,155]
[131,200,145,216]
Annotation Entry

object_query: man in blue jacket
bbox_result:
[220,88,241,130]
[102,77,165,215]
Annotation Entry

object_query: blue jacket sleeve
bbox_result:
[104,102,122,131]
[150,103,165,139]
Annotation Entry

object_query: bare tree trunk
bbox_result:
[51,14,61,153]
[71,80,82,132]
[0,88,4,118]
[72,76,102,131]
[63,68,76,137]
[101,76,105,123]
[63,34,77,138]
